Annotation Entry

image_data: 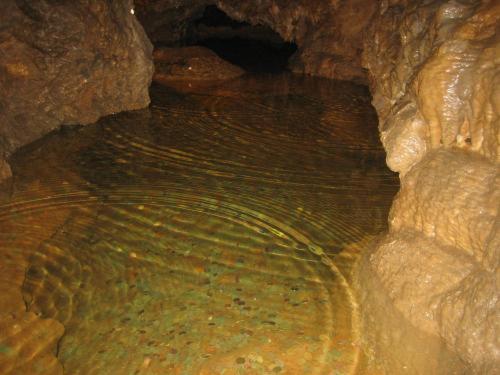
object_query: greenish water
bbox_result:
[0,74,398,374]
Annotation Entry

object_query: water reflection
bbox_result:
[0,74,398,374]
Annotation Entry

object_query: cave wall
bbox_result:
[360,1,499,372]
[0,0,154,181]
[135,0,377,83]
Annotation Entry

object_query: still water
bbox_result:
[0,74,398,374]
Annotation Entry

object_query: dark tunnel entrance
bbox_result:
[187,5,297,73]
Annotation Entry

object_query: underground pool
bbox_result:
[0,74,399,374]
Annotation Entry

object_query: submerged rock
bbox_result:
[153,46,245,82]
[0,312,64,375]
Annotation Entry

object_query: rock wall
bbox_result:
[360,0,499,372]
[135,0,377,83]
[0,0,154,182]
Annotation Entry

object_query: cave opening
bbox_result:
[186,5,297,73]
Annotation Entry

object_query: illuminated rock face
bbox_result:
[363,0,499,174]
[135,0,377,83]
[0,0,154,181]
[360,1,499,372]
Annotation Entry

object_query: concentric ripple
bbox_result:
[0,73,398,374]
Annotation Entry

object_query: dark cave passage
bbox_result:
[187,5,297,73]
[196,37,297,73]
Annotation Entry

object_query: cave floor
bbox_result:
[0,74,398,374]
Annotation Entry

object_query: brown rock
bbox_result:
[153,46,245,81]
[0,0,154,182]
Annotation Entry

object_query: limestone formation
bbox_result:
[389,149,499,262]
[153,46,244,82]
[363,0,499,175]
[0,0,154,182]
[361,1,499,372]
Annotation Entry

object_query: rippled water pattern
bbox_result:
[0,74,398,374]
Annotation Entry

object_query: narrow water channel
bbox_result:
[0,74,398,374]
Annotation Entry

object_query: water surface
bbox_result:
[0,74,398,374]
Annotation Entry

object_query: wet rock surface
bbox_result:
[363,0,499,174]
[390,149,499,264]
[360,1,499,372]
[135,0,377,83]
[0,0,154,183]
[153,46,245,82]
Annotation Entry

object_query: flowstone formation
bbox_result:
[0,0,153,182]
[135,0,377,83]
[360,1,499,373]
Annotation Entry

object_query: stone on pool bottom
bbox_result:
[0,74,398,374]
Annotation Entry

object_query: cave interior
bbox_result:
[0,0,498,374]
